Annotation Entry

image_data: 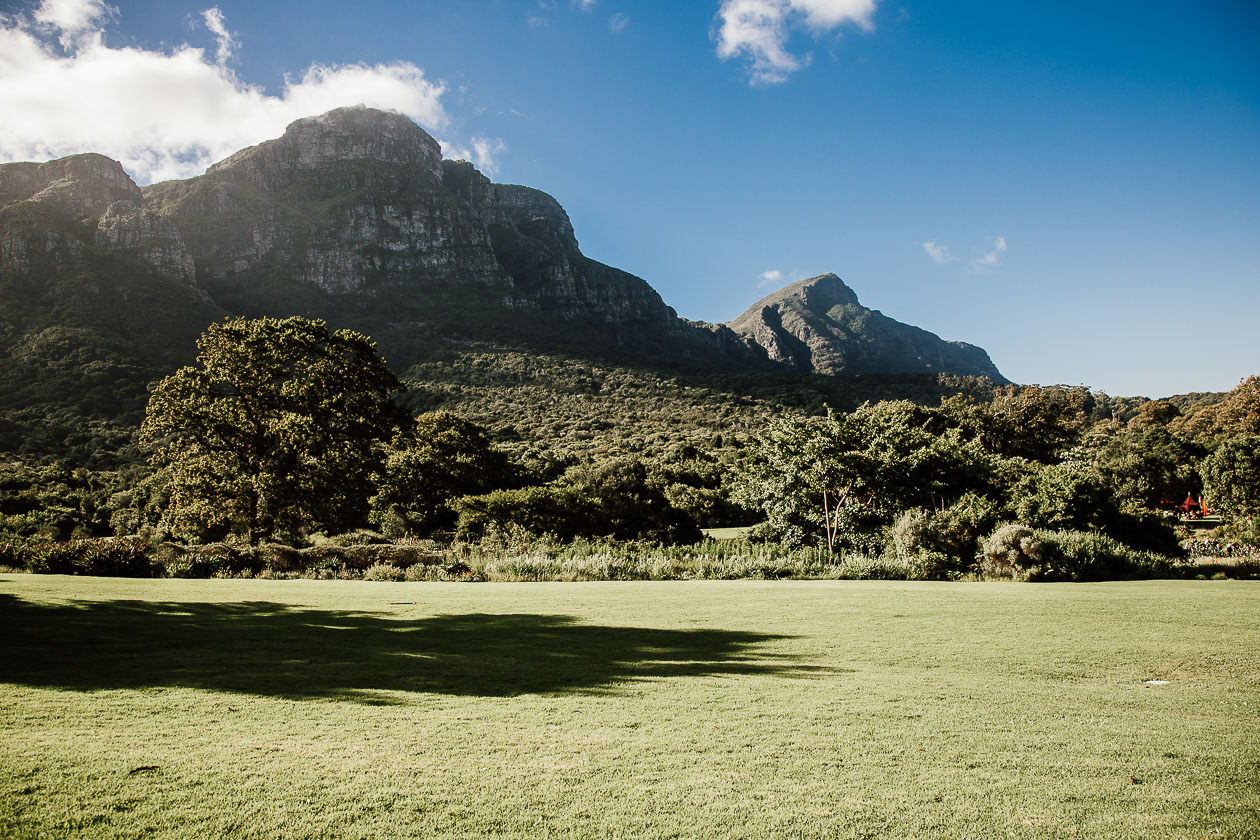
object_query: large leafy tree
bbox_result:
[1085,422,1203,509]
[941,385,1094,463]
[1201,434,1260,542]
[140,317,403,543]
[369,411,514,537]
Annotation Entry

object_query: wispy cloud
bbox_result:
[922,241,952,265]
[714,0,877,85]
[200,7,236,65]
[441,136,508,177]
[471,136,507,177]
[759,267,813,288]
[969,235,1007,274]
[0,2,490,184]
[609,12,630,32]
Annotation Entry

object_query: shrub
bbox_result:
[326,529,389,547]
[889,496,999,577]
[362,562,406,581]
[890,508,933,557]
[835,553,913,580]
[189,542,258,577]
[904,549,955,580]
[260,543,304,575]
[298,545,350,578]
[1036,529,1175,581]
[979,523,1177,581]
[978,524,1046,579]
[0,541,25,569]
[25,541,83,574]
[152,542,196,578]
[932,495,1000,563]
[25,538,155,577]
[1038,530,1127,580]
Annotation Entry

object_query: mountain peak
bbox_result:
[0,153,141,219]
[728,271,1006,381]
[746,273,861,313]
[210,106,443,177]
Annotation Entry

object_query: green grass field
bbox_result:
[2,575,1257,839]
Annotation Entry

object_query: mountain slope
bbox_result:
[729,273,1007,382]
[0,154,225,461]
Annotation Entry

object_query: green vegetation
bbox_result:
[1,576,1256,839]
[140,317,403,544]
[2,312,1258,576]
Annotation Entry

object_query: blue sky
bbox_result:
[2,0,1257,397]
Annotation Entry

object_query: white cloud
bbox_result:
[441,136,507,178]
[201,7,236,65]
[714,0,877,85]
[969,235,1007,273]
[471,136,507,177]
[922,241,952,265]
[609,12,630,32]
[759,269,783,285]
[0,2,458,184]
[33,0,113,50]
[574,0,597,9]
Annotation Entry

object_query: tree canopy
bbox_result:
[369,410,515,537]
[140,317,403,543]
[1201,434,1260,540]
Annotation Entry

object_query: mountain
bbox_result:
[138,106,763,368]
[0,154,225,460]
[0,106,1005,461]
[729,273,1006,381]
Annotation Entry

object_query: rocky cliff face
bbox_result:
[0,153,200,286]
[0,150,225,455]
[139,106,746,358]
[0,154,141,219]
[729,273,1007,382]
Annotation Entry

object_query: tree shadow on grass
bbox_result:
[0,594,838,703]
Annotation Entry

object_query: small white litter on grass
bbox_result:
[1145,680,1170,685]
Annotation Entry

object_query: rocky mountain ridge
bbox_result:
[0,106,1006,457]
[730,273,1004,379]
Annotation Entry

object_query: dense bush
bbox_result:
[24,537,155,577]
[362,562,407,581]
[978,523,1175,581]
[977,524,1046,580]
[0,530,1232,582]
[889,495,1000,577]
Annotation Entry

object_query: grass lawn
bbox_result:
[1,576,1257,839]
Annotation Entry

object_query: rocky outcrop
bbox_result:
[0,154,141,219]
[95,201,196,283]
[211,105,446,183]
[729,273,1007,381]
[0,154,198,286]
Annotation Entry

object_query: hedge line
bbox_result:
[1,533,1255,582]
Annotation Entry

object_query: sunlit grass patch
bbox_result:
[1,576,1257,839]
